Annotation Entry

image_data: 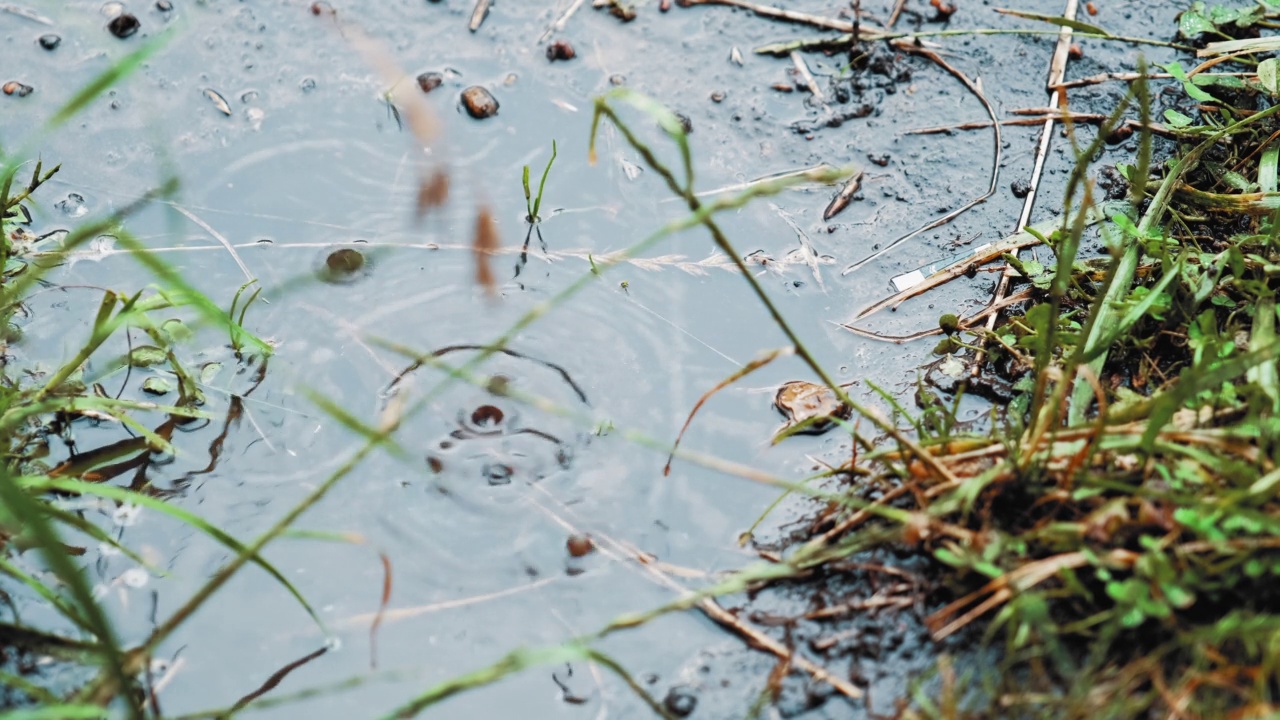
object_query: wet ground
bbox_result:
[1,0,1192,716]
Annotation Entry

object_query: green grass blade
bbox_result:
[47,39,170,132]
[19,477,329,637]
[0,472,139,719]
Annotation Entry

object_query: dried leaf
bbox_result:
[473,206,500,296]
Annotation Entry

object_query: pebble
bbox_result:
[566,535,594,557]
[1011,178,1031,198]
[416,71,443,93]
[38,34,61,51]
[2,81,33,98]
[460,86,498,119]
[546,40,575,61]
[156,0,173,10]
[108,14,141,38]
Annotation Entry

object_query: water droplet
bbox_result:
[87,234,116,259]
[57,193,87,217]
[483,463,513,486]
[121,568,149,588]
[112,502,141,526]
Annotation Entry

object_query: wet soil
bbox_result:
[0,0,1194,716]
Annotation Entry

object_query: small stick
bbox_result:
[469,0,492,31]
[907,114,1177,138]
[790,51,825,102]
[171,204,256,284]
[837,287,1033,343]
[975,0,1079,373]
[887,0,907,28]
[540,0,589,42]
[0,3,52,24]
[678,0,865,35]
[822,169,863,220]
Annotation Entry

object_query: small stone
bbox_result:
[546,40,575,61]
[460,86,499,119]
[107,14,141,38]
[38,34,61,51]
[609,74,625,86]
[156,0,173,10]
[2,81,33,97]
[710,90,725,103]
[416,71,443,93]
[1010,178,1031,198]
[566,535,594,557]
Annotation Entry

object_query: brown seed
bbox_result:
[460,86,499,119]
[3,81,33,97]
[310,2,334,16]
[546,40,576,61]
[107,13,140,38]
[771,83,795,93]
[426,456,444,473]
[416,72,443,93]
[1068,43,1083,60]
[566,534,594,557]
[1086,1,1098,15]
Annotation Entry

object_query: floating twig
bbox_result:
[469,0,492,31]
[678,0,866,35]
[789,51,824,102]
[822,169,863,220]
[976,0,1079,369]
[540,0,589,42]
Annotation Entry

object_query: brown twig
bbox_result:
[678,0,867,35]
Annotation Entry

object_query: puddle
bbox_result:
[1,0,1195,716]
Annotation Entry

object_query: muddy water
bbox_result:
[2,0,1186,716]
